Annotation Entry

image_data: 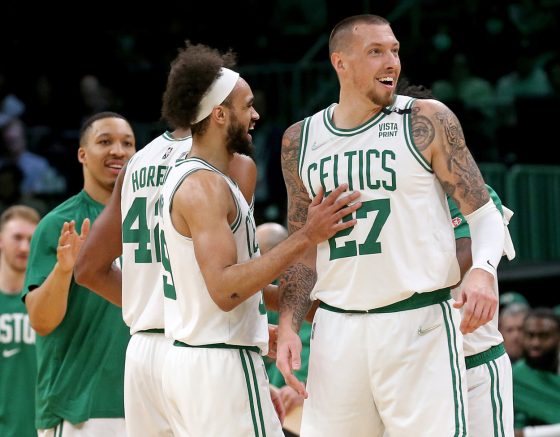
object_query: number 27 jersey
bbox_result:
[298,96,460,310]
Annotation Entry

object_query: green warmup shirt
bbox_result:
[512,359,560,427]
[265,310,312,387]
[21,190,130,430]
[0,291,36,437]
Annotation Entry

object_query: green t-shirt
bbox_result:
[265,310,312,387]
[447,184,503,239]
[512,359,560,427]
[21,190,130,429]
[0,291,36,437]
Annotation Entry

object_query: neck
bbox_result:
[334,90,385,129]
[0,263,24,295]
[190,133,232,174]
[171,128,192,139]
[83,176,112,205]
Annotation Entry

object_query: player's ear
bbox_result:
[77,146,86,164]
[212,105,228,125]
[331,52,345,73]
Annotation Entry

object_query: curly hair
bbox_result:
[161,41,237,133]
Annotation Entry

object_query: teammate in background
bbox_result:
[277,14,505,436]
[513,308,560,436]
[0,205,39,437]
[450,186,516,436]
[22,112,135,436]
[74,42,259,437]
[500,303,531,363]
[159,43,360,436]
[257,222,309,419]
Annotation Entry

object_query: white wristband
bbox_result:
[464,199,505,279]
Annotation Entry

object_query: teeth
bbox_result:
[377,77,394,83]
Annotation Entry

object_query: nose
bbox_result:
[252,107,260,121]
[110,142,128,157]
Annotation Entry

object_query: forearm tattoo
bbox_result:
[279,263,317,331]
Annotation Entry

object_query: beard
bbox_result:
[367,87,394,108]
[225,115,253,157]
[525,348,559,372]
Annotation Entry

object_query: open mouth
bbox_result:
[377,76,395,88]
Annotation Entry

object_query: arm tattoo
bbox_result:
[279,263,317,331]
[434,108,487,210]
[281,122,311,234]
[411,107,435,151]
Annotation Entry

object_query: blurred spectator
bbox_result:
[512,308,560,435]
[0,205,40,437]
[495,49,553,127]
[500,291,530,309]
[0,116,66,196]
[500,302,530,364]
[0,163,48,216]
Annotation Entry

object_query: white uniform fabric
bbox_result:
[299,96,460,310]
[297,97,466,435]
[161,157,268,353]
[162,346,283,437]
[123,333,174,437]
[466,353,513,437]
[120,131,191,437]
[38,418,126,437]
[160,157,279,436]
[121,131,191,334]
[302,302,468,437]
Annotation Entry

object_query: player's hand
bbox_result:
[303,184,361,244]
[267,324,278,360]
[279,384,305,414]
[269,385,286,424]
[57,219,90,273]
[453,268,497,334]
[276,327,308,398]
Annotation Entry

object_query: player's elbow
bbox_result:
[28,314,58,336]
[208,287,239,312]
[73,261,93,288]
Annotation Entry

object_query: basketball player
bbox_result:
[23,112,135,436]
[276,14,505,436]
[450,186,516,437]
[158,44,360,436]
[0,205,39,437]
[74,43,260,437]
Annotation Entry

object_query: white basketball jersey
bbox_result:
[299,96,460,310]
[161,157,268,354]
[121,131,191,334]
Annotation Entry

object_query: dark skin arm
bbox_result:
[74,166,125,306]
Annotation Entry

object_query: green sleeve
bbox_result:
[21,214,62,300]
[447,184,504,241]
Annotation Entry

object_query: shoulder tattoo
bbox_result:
[411,106,435,152]
[281,122,311,233]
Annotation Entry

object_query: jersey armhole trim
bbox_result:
[298,117,311,180]
[403,98,433,173]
